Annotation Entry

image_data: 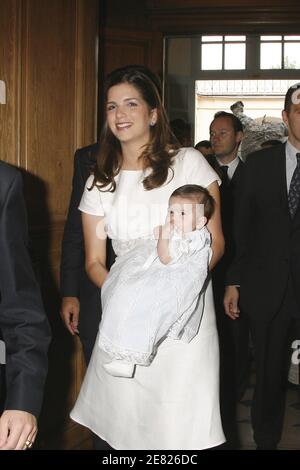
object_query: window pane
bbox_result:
[260,43,281,69]
[201,44,222,70]
[225,35,246,42]
[202,36,222,42]
[284,43,300,69]
[261,35,282,41]
[225,43,246,69]
[284,36,300,41]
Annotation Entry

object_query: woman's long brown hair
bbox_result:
[91,65,179,192]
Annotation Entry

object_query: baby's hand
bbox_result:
[153,221,174,240]
[161,220,174,239]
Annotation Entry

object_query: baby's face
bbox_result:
[168,196,205,233]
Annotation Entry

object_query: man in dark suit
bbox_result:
[0,161,51,450]
[209,111,250,447]
[60,144,114,450]
[60,144,102,365]
[224,83,300,450]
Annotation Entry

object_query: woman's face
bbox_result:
[106,82,157,148]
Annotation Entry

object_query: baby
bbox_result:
[99,184,215,377]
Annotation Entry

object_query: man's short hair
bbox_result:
[195,140,212,150]
[261,139,283,148]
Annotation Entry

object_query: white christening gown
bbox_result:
[99,227,212,368]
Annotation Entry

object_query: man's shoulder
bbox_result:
[0,162,22,206]
[0,160,20,186]
[245,143,285,166]
[75,143,99,165]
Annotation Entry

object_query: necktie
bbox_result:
[288,153,300,218]
[220,165,229,185]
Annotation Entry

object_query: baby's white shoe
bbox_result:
[103,360,135,378]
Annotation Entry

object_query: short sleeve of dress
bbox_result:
[182,147,221,188]
[78,174,104,216]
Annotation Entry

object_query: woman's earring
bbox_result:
[150,120,156,127]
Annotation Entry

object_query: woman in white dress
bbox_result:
[70,64,225,450]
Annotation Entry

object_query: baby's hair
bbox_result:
[170,184,215,220]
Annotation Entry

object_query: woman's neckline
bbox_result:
[120,168,143,173]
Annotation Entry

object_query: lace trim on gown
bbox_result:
[99,333,154,365]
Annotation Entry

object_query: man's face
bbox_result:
[282,90,300,150]
[209,117,243,162]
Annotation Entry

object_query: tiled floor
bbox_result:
[236,371,300,450]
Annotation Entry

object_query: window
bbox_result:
[166,34,300,78]
[195,34,300,73]
[260,35,300,70]
[165,34,300,145]
[201,35,246,71]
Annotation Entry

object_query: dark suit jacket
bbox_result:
[60,143,99,299]
[227,143,300,319]
[0,161,51,417]
[60,144,115,362]
[213,159,244,285]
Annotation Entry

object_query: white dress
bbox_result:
[70,147,225,450]
[99,227,212,367]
